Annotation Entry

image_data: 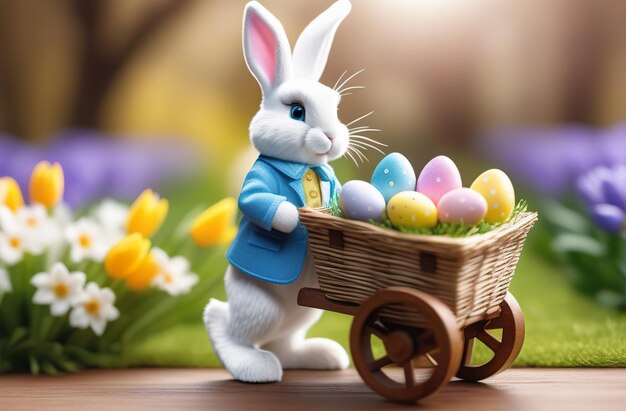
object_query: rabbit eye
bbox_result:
[289,103,306,122]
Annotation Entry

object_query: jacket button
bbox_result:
[306,174,313,181]
[310,191,318,198]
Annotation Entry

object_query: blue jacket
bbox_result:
[226,155,341,284]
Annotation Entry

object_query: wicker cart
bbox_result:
[297,207,538,403]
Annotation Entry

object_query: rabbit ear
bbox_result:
[292,0,351,82]
[243,1,293,95]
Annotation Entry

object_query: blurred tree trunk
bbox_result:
[561,2,606,124]
[70,0,194,128]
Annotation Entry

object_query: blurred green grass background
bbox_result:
[123,185,626,368]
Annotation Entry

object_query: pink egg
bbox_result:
[438,188,487,225]
[417,156,462,204]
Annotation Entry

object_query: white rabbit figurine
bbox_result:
[204,0,356,383]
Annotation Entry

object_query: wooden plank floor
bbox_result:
[1,368,625,411]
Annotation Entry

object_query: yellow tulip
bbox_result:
[126,250,159,291]
[190,197,238,246]
[105,233,151,279]
[0,177,24,212]
[29,161,64,208]
[126,189,169,237]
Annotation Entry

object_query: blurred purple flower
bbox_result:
[577,164,626,232]
[484,123,626,195]
[0,130,200,208]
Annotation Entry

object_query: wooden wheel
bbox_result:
[350,287,463,403]
[456,292,525,382]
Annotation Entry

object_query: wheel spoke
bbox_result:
[461,337,474,366]
[477,330,501,353]
[404,361,415,387]
[485,313,509,330]
[367,322,388,339]
[369,355,393,371]
[425,352,438,367]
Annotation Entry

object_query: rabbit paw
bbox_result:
[224,347,283,383]
[271,201,299,233]
[269,337,350,370]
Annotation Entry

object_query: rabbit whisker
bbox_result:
[348,125,375,132]
[335,68,365,93]
[345,147,361,163]
[339,93,352,97]
[349,128,381,134]
[343,149,359,167]
[337,85,365,94]
[349,135,388,146]
[350,140,386,155]
[333,69,348,90]
[348,146,369,163]
[348,144,372,163]
[347,145,367,162]
[346,111,374,127]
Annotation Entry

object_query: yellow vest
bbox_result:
[302,168,322,208]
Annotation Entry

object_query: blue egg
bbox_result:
[339,180,386,222]
[371,153,416,202]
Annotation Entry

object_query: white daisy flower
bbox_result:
[51,203,74,227]
[69,282,119,336]
[15,204,61,249]
[31,262,86,316]
[65,218,110,263]
[95,200,129,234]
[151,248,198,296]
[0,207,43,265]
[0,267,12,294]
[45,204,74,263]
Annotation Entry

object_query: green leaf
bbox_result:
[542,200,590,233]
[6,327,28,349]
[618,261,626,279]
[56,359,81,373]
[596,290,626,309]
[64,345,120,368]
[552,233,605,256]
[40,360,58,375]
[29,354,40,375]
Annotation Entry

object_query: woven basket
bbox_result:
[300,208,538,328]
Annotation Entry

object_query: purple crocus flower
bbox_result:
[484,123,626,196]
[577,164,626,232]
[0,130,200,208]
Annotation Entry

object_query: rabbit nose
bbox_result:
[324,133,334,141]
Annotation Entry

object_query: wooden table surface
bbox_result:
[1,368,625,411]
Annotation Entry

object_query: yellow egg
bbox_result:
[387,191,438,229]
[470,169,515,223]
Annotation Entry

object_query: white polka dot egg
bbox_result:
[438,188,487,225]
[417,155,463,205]
[387,191,438,229]
[470,169,516,223]
[339,180,386,222]
[371,153,416,202]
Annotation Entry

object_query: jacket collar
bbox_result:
[258,155,334,182]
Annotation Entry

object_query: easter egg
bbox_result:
[371,153,416,202]
[438,188,487,225]
[470,169,516,223]
[387,191,438,229]
[417,155,462,205]
[339,180,386,222]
